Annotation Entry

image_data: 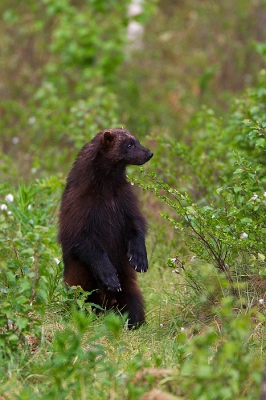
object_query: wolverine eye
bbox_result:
[127,142,134,149]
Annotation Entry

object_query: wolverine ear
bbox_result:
[102,131,115,147]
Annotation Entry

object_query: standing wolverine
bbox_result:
[58,128,153,328]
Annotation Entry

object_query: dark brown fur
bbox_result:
[58,128,153,328]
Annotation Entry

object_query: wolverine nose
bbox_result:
[148,151,153,159]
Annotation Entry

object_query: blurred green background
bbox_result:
[1,0,266,182]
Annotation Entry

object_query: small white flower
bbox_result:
[191,256,196,262]
[160,323,164,327]
[54,258,60,265]
[259,299,264,305]
[28,116,36,125]
[127,21,144,43]
[0,204,7,211]
[30,256,35,262]
[128,3,143,17]
[180,327,185,332]
[5,194,14,202]
[251,194,258,200]
[31,168,37,174]
[12,137,20,144]
[7,211,12,215]
[27,204,32,210]
[240,232,248,239]
[171,258,177,262]
[264,192,266,198]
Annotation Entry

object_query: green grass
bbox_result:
[0,176,264,399]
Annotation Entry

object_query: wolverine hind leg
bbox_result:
[116,278,145,329]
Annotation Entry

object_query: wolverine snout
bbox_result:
[147,150,153,160]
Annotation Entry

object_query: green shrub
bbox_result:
[0,0,137,182]
[0,178,61,357]
[178,298,262,399]
[135,71,266,310]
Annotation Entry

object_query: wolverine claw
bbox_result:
[129,255,132,261]
[134,266,138,271]
[107,284,122,292]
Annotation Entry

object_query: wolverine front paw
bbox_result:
[128,252,148,273]
[127,237,148,273]
[104,274,122,292]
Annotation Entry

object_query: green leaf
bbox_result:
[16,317,29,330]
[8,334,19,344]
[258,253,265,262]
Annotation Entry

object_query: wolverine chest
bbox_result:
[86,197,127,235]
